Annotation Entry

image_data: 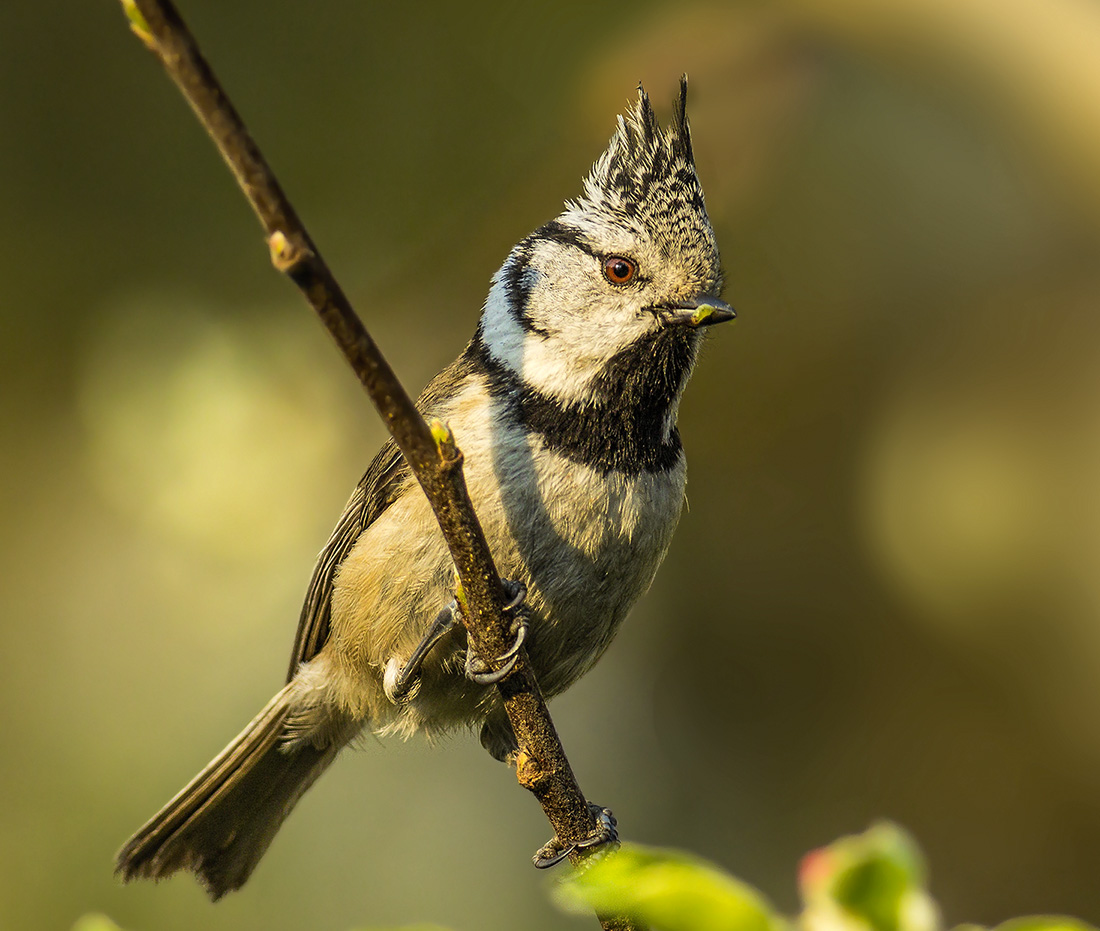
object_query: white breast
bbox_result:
[324,374,686,733]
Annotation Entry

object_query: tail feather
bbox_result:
[116,684,341,900]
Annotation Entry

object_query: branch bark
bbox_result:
[119,2,639,929]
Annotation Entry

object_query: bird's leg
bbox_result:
[464,579,529,686]
[384,579,528,702]
[532,803,618,869]
[383,601,457,703]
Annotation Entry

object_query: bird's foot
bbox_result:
[464,580,529,685]
[532,803,618,869]
[383,601,457,704]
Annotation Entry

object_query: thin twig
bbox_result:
[119,2,639,929]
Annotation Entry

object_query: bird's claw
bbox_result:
[464,579,529,686]
[386,580,529,702]
[532,803,618,869]
[384,601,458,704]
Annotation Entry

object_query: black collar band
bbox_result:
[467,328,693,476]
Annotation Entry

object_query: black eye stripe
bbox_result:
[534,220,598,258]
[532,220,645,285]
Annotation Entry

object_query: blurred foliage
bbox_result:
[5,0,1100,930]
[557,844,780,931]
[80,825,1094,931]
[557,825,1091,931]
[797,823,936,931]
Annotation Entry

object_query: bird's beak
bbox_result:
[656,296,736,329]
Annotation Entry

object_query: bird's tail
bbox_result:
[115,683,342,899]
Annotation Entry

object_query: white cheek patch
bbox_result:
[480,248,659,405]
[480,276,605,403]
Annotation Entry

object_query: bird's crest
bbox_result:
[569,76,718,274]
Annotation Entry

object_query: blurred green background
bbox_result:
[4,1,1100,929]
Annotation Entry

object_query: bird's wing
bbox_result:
[285,347,478,681]
[286,438,409,680]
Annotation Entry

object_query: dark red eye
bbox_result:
[603,255,637,285]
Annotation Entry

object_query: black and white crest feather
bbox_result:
[565,76,720,289]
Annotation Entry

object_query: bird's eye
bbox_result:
[603,255,638,285]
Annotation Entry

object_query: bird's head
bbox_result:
[479,77,732,409]
[479,76,730,418]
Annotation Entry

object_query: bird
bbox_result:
[116,76,734,900]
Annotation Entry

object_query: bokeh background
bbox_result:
[4,1,1100,929]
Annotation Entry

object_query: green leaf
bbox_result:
[554,843,781,931]
[799,823,937,931]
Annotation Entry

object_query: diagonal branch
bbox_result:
[118,2,639,929]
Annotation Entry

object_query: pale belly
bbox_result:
[321,382,686,735]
